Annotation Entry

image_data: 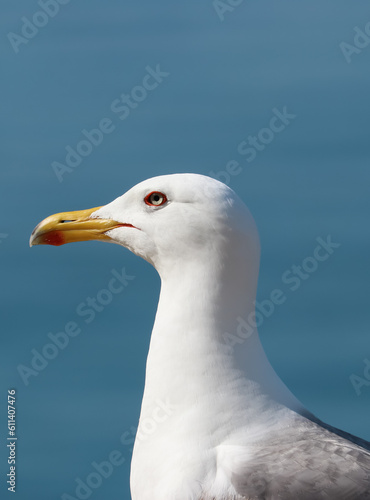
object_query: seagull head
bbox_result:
[30,173,259,275]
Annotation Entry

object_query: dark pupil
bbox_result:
[152,194,160,203]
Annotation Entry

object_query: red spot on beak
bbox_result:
[43,231,65,246]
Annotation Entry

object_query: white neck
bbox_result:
[131,233,305,500]
[138,247,304,430]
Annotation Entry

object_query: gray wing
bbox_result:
[231,414,370,500]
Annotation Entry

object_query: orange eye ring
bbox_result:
[144,191,168,207]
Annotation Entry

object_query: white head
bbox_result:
[30,173,260,282]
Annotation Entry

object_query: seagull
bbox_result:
[30,173,370,499]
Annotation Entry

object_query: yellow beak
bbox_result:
[29,206,132,247]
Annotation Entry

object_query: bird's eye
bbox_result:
[144,191,167,207]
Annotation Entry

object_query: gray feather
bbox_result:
[231,414,370,499]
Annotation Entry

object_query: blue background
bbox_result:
[1,1,370,499]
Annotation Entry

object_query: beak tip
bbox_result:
[29,222,41,247]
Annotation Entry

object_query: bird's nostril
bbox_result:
[60,220,75,223]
